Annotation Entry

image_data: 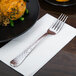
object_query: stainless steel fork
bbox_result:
[10,14,68,67]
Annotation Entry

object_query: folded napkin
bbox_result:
[0,14,76,76]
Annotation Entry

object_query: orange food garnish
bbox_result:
[56,0,69,2]
[0,0,26,20]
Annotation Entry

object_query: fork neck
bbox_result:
[47,29,56,35]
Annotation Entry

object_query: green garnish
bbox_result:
[25,8,29,14]
[19,17,24,21]
[10,20,14,27]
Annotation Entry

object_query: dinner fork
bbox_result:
[10,13,68,67]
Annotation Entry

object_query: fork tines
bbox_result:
[51,13,68,33]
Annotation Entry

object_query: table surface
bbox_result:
[34,0,76,76]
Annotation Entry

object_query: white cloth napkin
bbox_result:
[0,14,76,76]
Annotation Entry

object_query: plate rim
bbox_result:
[44,0,76,7]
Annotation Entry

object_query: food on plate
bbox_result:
[56,0,69,2]
[0,0,29,26]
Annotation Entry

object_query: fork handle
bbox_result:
[10,33,47,67]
